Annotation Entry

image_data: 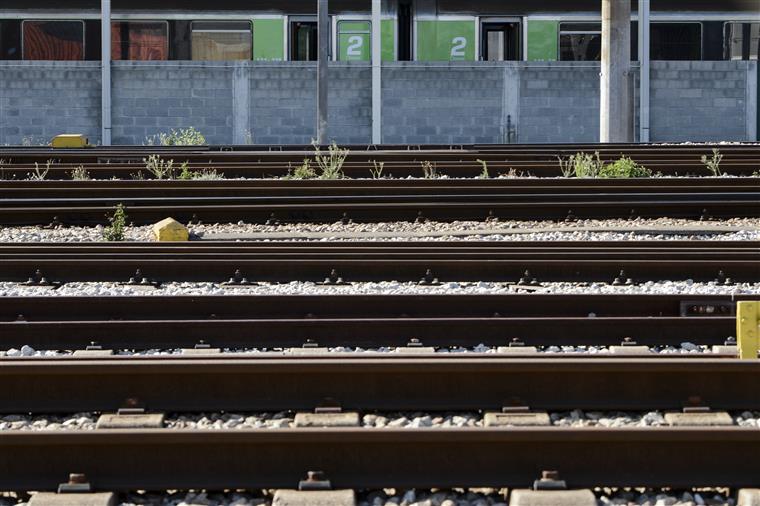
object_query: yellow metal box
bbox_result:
[51,134,89,148]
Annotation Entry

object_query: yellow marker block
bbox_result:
[50,134,89,148]
[151,218,189,242]
[737,301,759,360]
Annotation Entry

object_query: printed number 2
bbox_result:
[451,36,467,59]
[347,35,364,58]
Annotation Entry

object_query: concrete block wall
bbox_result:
[250,62,371,145]
[0,61,101,146]
[518,63,601,143]
[649,60,757,142]
[0,60,756,146]
[112,61,234,145]
[382,62,506,144]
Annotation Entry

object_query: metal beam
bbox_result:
[371,0,382,145]
[100,0,112,146]
[638,0,651,142]
[317,0,329,145]
[600,0,632,143]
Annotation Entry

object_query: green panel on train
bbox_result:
[336,20,396,61]
[527,20,558,61]
[382,19,395,61]
[338,21,371,61]
[253,18,284,61]
[416,20,476,61]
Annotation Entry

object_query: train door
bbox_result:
[480,19,520,61]
[290,16,334,61]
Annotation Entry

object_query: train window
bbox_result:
[481,21,520,61]
[22,20,84,60]
[337,21,370,61]
[559,23,601,61]
[112,21,168,61]
[290,19,318,61]
[651,23,701,60]
[0,20,22,60]
[398,0,413,61]
[191,21,252,61]
[724,22,759,61]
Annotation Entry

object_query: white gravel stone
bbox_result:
[8,410,740,432]
[119,491,270,505]
[0,413,97,431]
[3,279,760,298]
[2,218,760,243]
[0,344,713,357]
[596,489,733,506]
[357,489,508,506]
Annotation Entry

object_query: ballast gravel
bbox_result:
[1,217,760,243]
[1,344,716,357]
[2,279,760,298]
[1,410,753,432]
[0,488,737,506]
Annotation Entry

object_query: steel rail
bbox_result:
[1,427,759,490]
[2,177,760,189]
[0,294,742,349]
[1,195,759,224]
[1,241,759,282]
[1,356,758,412]
[0,144,758,177]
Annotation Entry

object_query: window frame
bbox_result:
[189,19,253,61]
[558,22,601,62]
[723,21,760,61]
[557,21,704,61]
[479,17,522,62]
[111,19,169,61]
[21,19,86,61]
[650,21,703,61]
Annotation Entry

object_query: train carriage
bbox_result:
[1,0,757,63]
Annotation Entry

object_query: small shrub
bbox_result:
[103,204,127,242]
[701,148,723,177]
[477,159,490,179]
[421,160,438,179]
[599,156,652,178]
[557,152,604,178]
[313,141,348,179]
[177,162,194,180]
[29,160,53,181]
[145,127,206,146]
[498,168,521,179]
[284,159,317,180]
[70,165,90,181]
[144,155,183,180]
[191,169,225,180]
[370,160,385,179]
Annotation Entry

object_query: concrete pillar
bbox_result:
[232,61,251,144]
[317,0,329,144]
[638,0,650,142]
[101,0,112,146]
[371,0,382,144]
[600,0,632,143]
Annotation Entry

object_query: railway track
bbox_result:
[0,294,740,350]
[1,241,758,283]
[4,144,760,499]
[1,354,760,490]
[0,143,758,177]
[2,178,760,225]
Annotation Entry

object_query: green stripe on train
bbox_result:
[253,18,284,61]
[416,20,476,61]
[527,20,558,61]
